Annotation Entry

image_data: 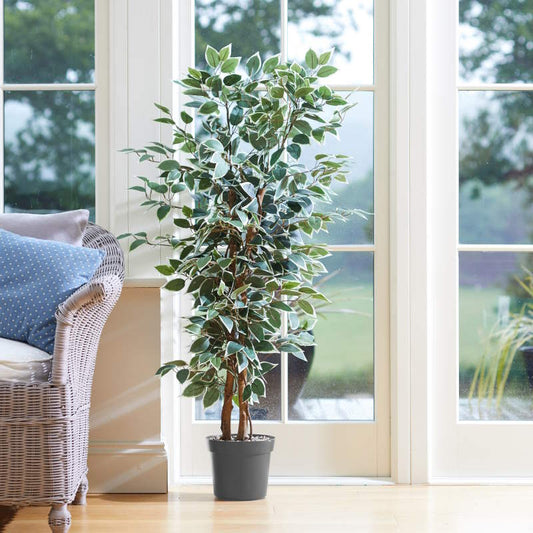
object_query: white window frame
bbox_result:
[0,0,109,226]
[107,0,533,486]
[171,0,395,484]
[427,0,533,481]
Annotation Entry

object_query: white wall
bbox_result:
[88,0,173,493]
[89,288,167,493]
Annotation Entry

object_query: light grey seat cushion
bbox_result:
[0,337,52,383]
[0,210,90,246]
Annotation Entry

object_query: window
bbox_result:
[458,0,533,421]
[179,0,390,478]
[1,0,96,218]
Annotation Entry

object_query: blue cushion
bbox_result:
[0,229,104,354]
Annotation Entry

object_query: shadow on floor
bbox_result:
[0,506,17,532]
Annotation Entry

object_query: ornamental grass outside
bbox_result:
[121,44,362,498]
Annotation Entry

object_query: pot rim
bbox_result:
[207,433,275,442]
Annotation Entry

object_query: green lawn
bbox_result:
[301,283,525,398]
[302,282,374,397]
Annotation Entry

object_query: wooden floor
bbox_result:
[4,485,533,532]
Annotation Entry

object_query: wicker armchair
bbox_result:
[0,223,125,532]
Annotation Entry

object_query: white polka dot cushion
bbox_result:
[0,229,105,355]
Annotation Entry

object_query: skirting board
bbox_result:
[88,441,168,493]
[178,476,394,486]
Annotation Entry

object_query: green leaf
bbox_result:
[221,57,240,73]
[226,341,244,355]
[214,161,229,178]
[164,278,186,292]
[270,148,283,166]
[219,44,232,61]
[263,54,280,73]
[174,218,190,228]
[223,74,242,86]
[205,45,220,68]
[299,300,315,316]
[181,111,193,124]
[305,49,319,69]
[176,368,189,384]
[318,49,333,65]
[256,340,277,353]
[155,264,175,276]
[197,255,210,270]
[269,86,284,99]
[293,134,310,145]
[182,382,205,397]
[148,182,168,194]
[191,337,209,353]
[129,239,145,251]
[220,315,234,333]
[188,67,202,79]
[203,139,224,152]
[154,102,171,114]
[230,106,244,125]
[252,379,266,397]
[260,361,277,374]
[246,52,261,75]
[157,204,171,221]
[243,384,252,402]
[199,101,219,114]
[250,323,265,340]
[287,143,301,159]
[203,387,220,409]
[217,258,233,269]
[231,284,250,298]
[280,343,301,353]
[291,350,307,362]
[270,301,292,312]
[317,65,338,77]
[237,351,248,373]
[158,159,180,171]
[294,120,312,135]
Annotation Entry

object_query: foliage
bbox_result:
[459,0,533,198]
[4,0,95,214]
[120,44,358,440]
[469,267,533,410]
[195,0,354,70]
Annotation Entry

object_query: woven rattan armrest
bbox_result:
[51,274,123,387]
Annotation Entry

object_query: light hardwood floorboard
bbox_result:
[4,485,533,532]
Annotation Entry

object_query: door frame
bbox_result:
[169,0,405,483]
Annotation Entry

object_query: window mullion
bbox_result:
[280,0,288,63]
[1,83,96,91]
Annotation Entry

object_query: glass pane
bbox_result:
[195,0,281,70]
[4,0,95,83]
[304,92,374,245]
[196,353,281,421]
[459,252,533,421]
[288,0,374,85]
[289,252,374,421]
[459,0,533,84]
[459,91,533,245]
[4,91,95,218]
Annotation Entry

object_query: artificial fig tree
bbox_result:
[120,44,361,441]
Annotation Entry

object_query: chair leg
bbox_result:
[48,503,71,533]
[73,474,89,505]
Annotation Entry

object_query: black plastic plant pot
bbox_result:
[207,435,275,501]
[519,346,533,390]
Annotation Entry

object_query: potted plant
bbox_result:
[120,44,355,500]
[469,267,533,411]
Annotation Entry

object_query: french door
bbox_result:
[175,0,390,478]
[432,0,533,479]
